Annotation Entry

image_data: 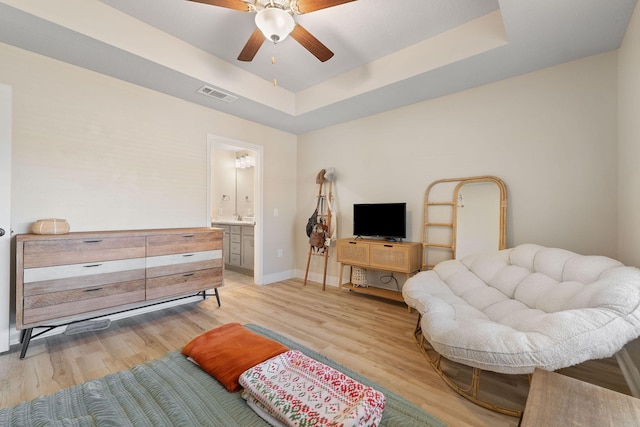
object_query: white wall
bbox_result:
[619,2,640,268]
[297,51,620,283]
[0,42,297,284]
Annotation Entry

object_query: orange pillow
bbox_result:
[182,323,289,392]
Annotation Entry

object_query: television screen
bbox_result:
[353,203,406,240]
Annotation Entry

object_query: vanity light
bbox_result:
[235,154,255,169]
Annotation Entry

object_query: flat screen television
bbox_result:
[353,203,406,240]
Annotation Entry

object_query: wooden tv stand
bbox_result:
[336,238,421,305]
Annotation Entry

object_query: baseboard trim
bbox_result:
[616,347,640,398]
[295,269,339,287]
[261,269,296,285]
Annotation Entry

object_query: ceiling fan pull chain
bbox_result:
[272,56,278,86]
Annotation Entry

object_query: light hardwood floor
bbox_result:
[0,271,631,426]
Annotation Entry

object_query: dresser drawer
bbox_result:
[23,236,146,268]
[23,279,146,326]
[146,231,222,257]
[146,268,222,300]
[146,250,223,278]
[23,265,146,297]
[23,258,145,287]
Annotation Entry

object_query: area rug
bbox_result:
[0,324,446,426]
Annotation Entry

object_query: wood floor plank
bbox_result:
[0,271,632,427]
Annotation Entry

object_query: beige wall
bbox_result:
[618,0,640,384]
[297,51,620,284]
[0,42,297,282]
[619,2,640,267]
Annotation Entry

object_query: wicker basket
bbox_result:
[31,218,70,235]
[351,267,368,287]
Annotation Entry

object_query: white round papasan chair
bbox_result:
[402,243,640,416]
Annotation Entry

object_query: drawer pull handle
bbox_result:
[183,254,195,257]
[84,264,102,268]
[182,234,195,238]
[349,242,357,245]
[182,273,195,277]
[384,244,393,248]
[84,288,103,292]
[83,240,103,244]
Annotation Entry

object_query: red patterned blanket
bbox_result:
[239,350,386,427]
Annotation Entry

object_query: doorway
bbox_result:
[207,135,263,285]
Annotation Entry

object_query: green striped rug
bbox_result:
[0,324,446,426]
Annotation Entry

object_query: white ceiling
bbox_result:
[0,0,637,135]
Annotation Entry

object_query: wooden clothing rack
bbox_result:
[303,178,332,291]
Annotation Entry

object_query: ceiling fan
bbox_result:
[187,0,356,62]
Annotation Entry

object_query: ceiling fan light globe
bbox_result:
[255,7,295,43]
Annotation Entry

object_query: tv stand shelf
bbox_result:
[336,238,421,307]
[340,283,406,302]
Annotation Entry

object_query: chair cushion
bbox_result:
[403,243,640,374]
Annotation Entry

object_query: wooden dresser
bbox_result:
[336,238,421,304]
[16,227,223,358]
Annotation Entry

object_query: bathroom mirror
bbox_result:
[423,176,507,269]
[210,145,255,220]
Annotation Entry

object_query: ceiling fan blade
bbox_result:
[290,24,334,62]
[237,28,266,61]
[186,0,250,12]
[295,0,356,14]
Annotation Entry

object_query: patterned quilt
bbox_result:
[240,350,386,427]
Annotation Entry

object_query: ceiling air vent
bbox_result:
[196,85,238,103]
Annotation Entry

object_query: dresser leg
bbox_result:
[19,328,33,359]
[202,289,221,307]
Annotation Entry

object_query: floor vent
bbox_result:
[197,85,238,103]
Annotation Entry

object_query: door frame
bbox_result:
[0,84,12,352]
[206,134,264,285]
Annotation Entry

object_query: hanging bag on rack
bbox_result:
[309,196,327,249]
[306,200,320,238]
[309,220,327,249]
[306,169,326,237]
